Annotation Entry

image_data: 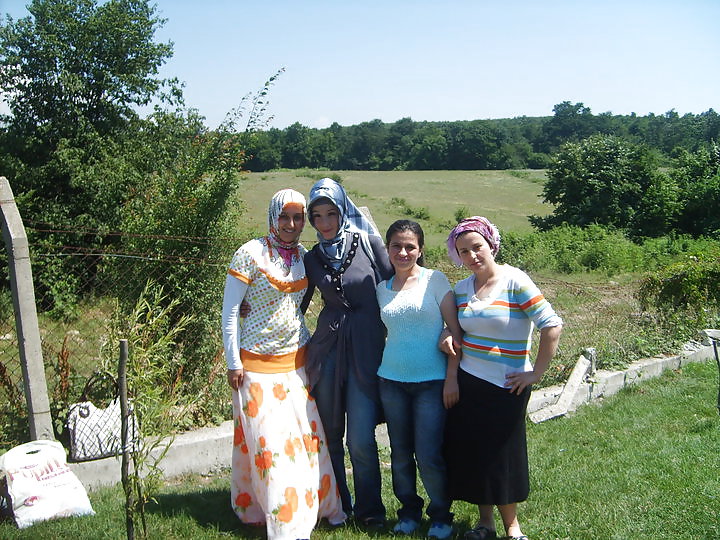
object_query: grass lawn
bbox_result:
[2,359,718,539]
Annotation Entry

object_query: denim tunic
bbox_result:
[303,232,394,424]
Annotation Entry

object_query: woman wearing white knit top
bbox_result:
[375,220,463,540]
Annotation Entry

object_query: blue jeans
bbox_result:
[313,350,385,522]
[379,378,452,524]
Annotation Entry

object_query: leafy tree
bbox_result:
[241,109,719,173]
[541,101,595,152]
[408,126,448,169]
[531,135,669,235]
[445,121,509,169]
[382,117,415,170]
[0,0,177,143]
[281,122,314,169]
[343,119,387,169]
[0,0,178,229]
[0,0,179,315]
[701,108,720,142]
[243,129,282,171]
[671,144,720,236]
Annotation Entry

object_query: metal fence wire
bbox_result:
[0,222,321,454]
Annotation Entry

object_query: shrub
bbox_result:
[454,206,469,223]
[498,225,642,275]
[387,197,430,221]
[637,251,720,310]
[294,169,342,183]
[532,134,674,238]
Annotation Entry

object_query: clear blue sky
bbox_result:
[2,0,719,129]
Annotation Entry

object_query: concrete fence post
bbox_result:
[0,176,54,441]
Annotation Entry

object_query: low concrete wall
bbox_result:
[70,339,718,491]
[70,420,234,491]
[528,338,717,422]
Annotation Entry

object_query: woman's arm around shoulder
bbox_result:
[300,281,315,314]
[439,286,463,409]
[368,234,395,281]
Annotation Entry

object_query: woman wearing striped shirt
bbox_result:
[441,217,563,540]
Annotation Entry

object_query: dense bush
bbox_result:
[637,250,720,310]
[670,144,720,237]
[533,135,720,241]
[429,222,720,281]
[0,0,178,317]
[498,225,639,275]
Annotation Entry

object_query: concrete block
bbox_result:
[700,329,720,346]
[158,420,233,478]
[69,455,123,491]
[590,370,625,399]
[568,384,591,411]
[635,357,666,379]
[528,404,566,423]
[681,344,716,365]
[528,386,562,413]
[662,355,682,371]
[529,356,589,423]
[624,366,641,385]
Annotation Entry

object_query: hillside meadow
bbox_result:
[234,169,550,248]
[231,169,658,385]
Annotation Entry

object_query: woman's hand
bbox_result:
[439,328,461,357]
[443,376,459,409]
[505,370,540,395]
[227,368,244,390]
[505,325,562,395]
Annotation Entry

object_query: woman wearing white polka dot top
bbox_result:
[221,189,345,540]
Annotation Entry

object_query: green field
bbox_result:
[235,169,551,247]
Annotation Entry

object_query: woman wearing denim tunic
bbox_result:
[375,220,463,540]
[303,178,394,529]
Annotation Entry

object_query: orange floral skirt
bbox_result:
[231,367,345,539]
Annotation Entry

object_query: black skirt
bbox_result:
[444,367,531,505]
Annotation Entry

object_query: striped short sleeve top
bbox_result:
[454,264,562,388]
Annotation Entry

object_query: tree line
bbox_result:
[243,103,720,172]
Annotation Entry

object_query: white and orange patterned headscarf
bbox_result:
[267,188,306,267]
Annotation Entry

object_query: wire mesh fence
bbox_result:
[0,222,321,454]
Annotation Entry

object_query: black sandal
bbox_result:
[464,524,497,540]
